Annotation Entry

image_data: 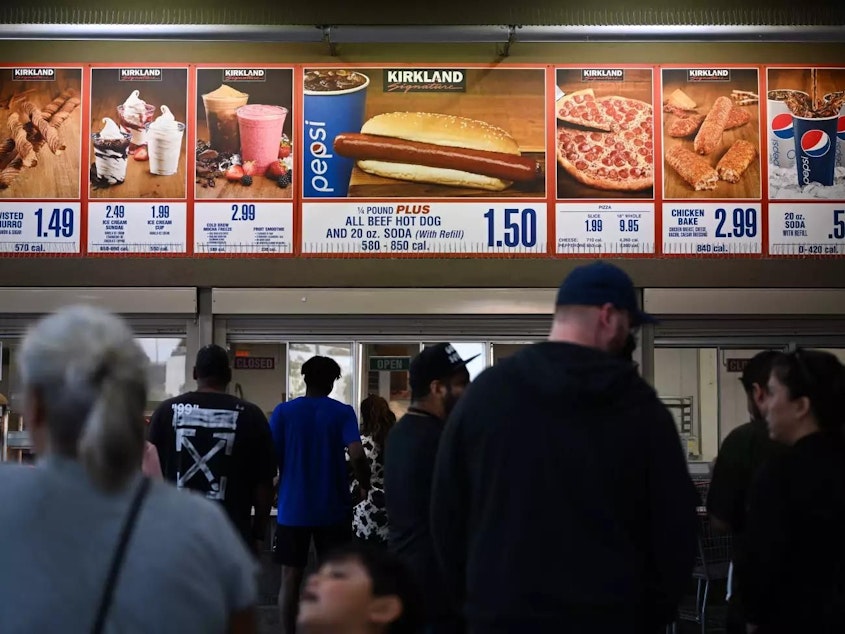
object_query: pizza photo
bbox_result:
[555,68,654,199]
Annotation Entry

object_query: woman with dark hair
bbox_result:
[352,394,396,545]
[743,349,845,634]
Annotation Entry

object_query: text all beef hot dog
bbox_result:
[334,112,542,191]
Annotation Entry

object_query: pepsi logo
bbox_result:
[837,115,845,141]
[771,113,794,139]
[310,141,327,156]
[800,130,832,158]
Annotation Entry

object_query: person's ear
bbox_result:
[597,303,615,327]
[430,379,445,397]
[25,387,47,429]
[794,395,812,421]
[25,387,49,455]
[192,366,198,381]
[368,595,402,626]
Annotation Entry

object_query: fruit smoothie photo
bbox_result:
[194,67,294,199]
[237,104,288,175]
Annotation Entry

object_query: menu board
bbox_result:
[299,66,548,255]
[765,67,845,256]
[193,66,294,255]
[660,67,762,255]
[0,61,841,259]
[87,65,189,254]
[553,67,656,254]
[0,66,82,254]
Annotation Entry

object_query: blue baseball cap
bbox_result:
[555,261,656,326]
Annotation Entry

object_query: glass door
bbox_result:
[288,342,355,405]
[360,342,420,419]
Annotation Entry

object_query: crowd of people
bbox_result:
[1,261,844,634]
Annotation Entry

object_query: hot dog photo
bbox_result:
[555,68,655,199]
[661,67,761,199]
[302,67,546,198]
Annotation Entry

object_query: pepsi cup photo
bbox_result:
[767,90,807,169]
[302,70,370,198]
[823,91,845,168]
[792,114,838,187]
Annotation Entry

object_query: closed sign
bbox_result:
[234,356,275,370]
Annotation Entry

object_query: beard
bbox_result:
[442,387,461,418]
[607,325,630,356]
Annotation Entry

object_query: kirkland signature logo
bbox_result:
[581,69,625,81]
[119,68,163,81]
[383,69,466,93]
[687,69,732,82]
[13,68,55,81]
[223,69,266,81]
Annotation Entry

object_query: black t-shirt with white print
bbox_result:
[149,390,277,545]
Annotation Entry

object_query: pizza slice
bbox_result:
[556,88,614,132]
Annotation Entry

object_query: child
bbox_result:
[298,542,423,634]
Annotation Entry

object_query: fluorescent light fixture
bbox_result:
[0,23,842,43]
[0,24,325,42]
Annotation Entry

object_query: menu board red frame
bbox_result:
[0,62,841,259]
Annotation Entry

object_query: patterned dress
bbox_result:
[352,434,388,543]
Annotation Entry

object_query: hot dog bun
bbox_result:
[357,161,511,191]
[354,112,521,190]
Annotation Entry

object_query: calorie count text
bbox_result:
[320,205,539,252]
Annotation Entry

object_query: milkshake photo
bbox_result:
[194,67,294,199]
[89,66,188,198]
[767,67,845,199]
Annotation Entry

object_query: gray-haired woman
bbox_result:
[0,306,258,634]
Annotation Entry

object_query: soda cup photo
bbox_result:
[302,70,370,198]
[792,114,838,187]
[822,92,845,168]
[767,89,808,169]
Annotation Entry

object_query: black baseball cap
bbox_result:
[556,261,656,326]
[195,344,231,381]
[409,343,478,394]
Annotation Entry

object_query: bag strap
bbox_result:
[91,477,151,634]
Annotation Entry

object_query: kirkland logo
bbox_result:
[223,69,266,81]
[13,68,55,81]
[581,69,625,81]
[688,69,731,81]
[119,68,163,81]
[383,69,466,93]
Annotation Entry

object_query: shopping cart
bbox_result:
[672,509,733,634]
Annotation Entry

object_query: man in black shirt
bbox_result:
[706,350,783,633]
[431,262,698,634]
[385,343,476,634]
[149,344,277,555]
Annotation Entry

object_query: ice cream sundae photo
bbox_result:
[90,117,130,188]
